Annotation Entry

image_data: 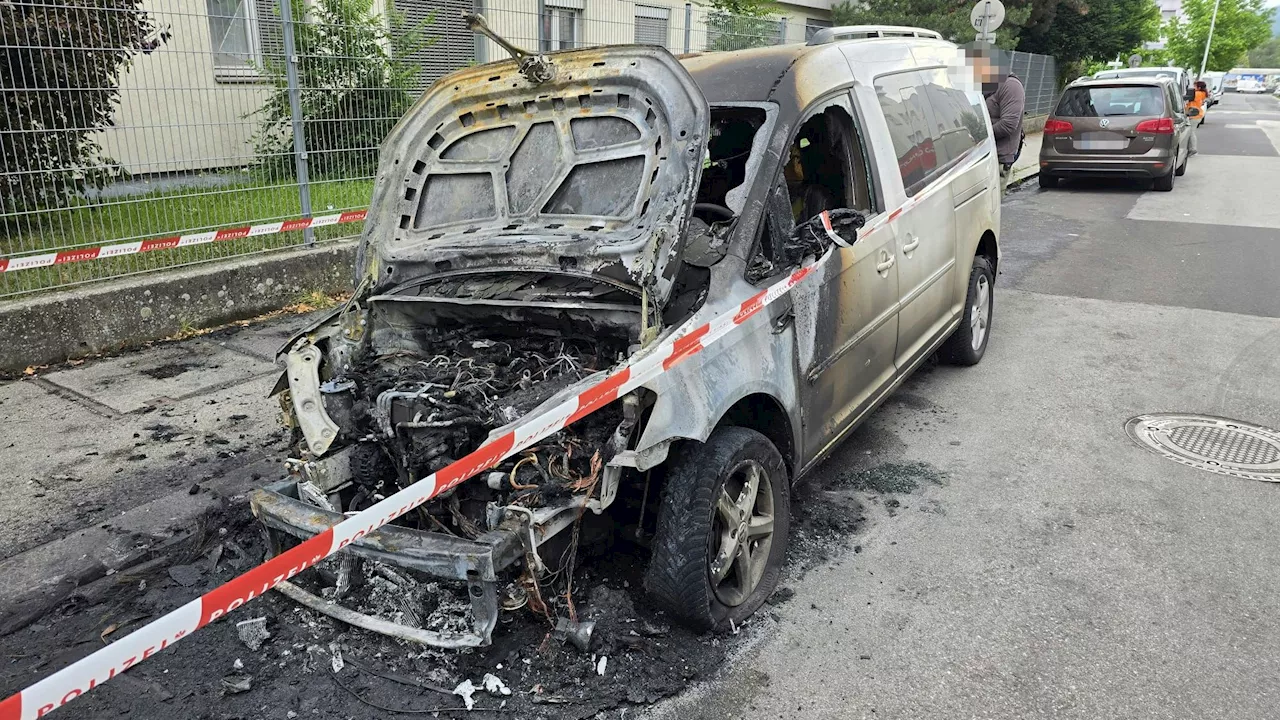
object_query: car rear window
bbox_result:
[1056,86,1166,118]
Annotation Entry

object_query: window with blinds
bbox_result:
[634,5,670,49]
[393,0,476,91]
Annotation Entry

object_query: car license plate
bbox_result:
[1076,132,1128,151]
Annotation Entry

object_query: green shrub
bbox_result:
[251,0,431,180]
[0,0,156,218]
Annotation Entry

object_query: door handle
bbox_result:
[876,252,895,274]
[903,235,920,255]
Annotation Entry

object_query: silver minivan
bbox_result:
[254,24,1001,644]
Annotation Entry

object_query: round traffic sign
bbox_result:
[970,0,1006,32]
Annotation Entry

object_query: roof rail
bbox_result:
[807,25,943,46]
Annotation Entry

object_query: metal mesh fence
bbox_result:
[0,0,1055,299]
[1011,50,1059,117]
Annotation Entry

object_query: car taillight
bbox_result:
[1043,119,1074,135]
[1135,117,1175,134]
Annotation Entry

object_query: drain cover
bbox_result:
[1125,414,1280,482]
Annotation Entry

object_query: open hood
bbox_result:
[357,45,711,308]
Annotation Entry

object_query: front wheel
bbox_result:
[1175,150,1188,176]
[645,426,790,632]
[940,256,994,366]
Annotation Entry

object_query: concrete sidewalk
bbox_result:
[0,310,319,626]
[1008,131,1043,187]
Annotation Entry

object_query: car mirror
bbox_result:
[1186,106,1203,120]
[799,208,864,248]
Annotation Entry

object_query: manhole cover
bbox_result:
[1125,414,1280,482]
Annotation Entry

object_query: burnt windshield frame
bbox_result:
[700,101,778,252]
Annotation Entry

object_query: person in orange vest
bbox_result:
[1187,80,1210,127]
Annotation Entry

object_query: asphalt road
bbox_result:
[656,91,1280,720]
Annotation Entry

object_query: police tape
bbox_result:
[0,149,989,719]
[0,211,369,274]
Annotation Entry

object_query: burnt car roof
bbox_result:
[678,36,961,112]
[679,43,818,104]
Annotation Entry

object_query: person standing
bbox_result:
[968,46,1025,194]
[1188,80,1209,127]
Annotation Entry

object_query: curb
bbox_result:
[0,242,356,374]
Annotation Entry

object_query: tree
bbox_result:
[1164,0,1273,71]
[1246,36,1280,66]
[832,0,1031,48]
[706,0,779,52]
[253,0,430,179]
[1,0,158,218]
[1018,0,1163,67]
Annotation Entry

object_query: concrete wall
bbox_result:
[0,243,356,374]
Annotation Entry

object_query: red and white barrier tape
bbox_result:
[0,148,991,719]
[0,211,368,274]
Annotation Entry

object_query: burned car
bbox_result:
[251,22,1001,646]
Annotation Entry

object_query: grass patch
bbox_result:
[1,176,374,298]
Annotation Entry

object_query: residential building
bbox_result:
[97,0,835,176]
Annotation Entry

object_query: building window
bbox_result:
[635,5,670,48]
[805,17,832,42]
[206,0,260,80]
[541,4,582,51]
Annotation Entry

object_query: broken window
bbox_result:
[747,94,873,283]
[682,106,770,270]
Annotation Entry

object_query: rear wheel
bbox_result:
[940,256,994,366]
[645,426,789,632]
[1154,167,1175,191]
[1038,173,1057,189]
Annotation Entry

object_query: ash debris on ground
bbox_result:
[0,508,731,720]
[835,462,948,495]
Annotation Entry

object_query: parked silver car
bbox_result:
[252,24,1001,645]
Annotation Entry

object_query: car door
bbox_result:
[872,70,958,368]
[780,92,900,462]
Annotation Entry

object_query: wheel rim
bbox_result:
[709,460,775,607]
[971,274,991,352]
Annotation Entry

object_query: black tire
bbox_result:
[1153,167,1175,191]
[940,256,994,366]
[1038,173,1057,189]
[644,426,790,632]
[1175,150,1188,176]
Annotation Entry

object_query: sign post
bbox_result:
[971,0,1005,43]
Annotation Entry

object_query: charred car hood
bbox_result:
[357,46,711,307]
